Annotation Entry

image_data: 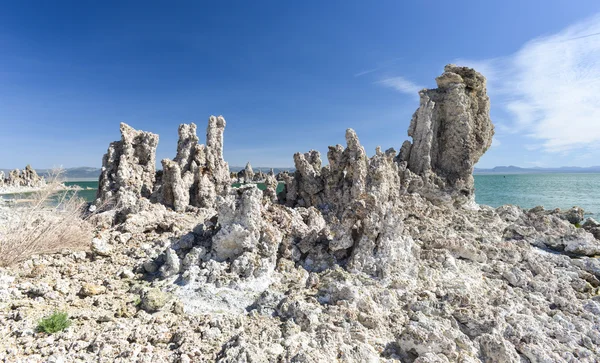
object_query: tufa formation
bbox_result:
[71,65,600,362]
[0,165,46,189]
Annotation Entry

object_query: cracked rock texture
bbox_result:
[3,65,600,362]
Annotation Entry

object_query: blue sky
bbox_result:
[1,1,600,169]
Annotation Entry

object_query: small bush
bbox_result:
[0,169,93,267]
[37,311,71,334]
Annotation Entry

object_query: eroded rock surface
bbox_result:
[158,116,230,211]
[236,162,255,184]
[4,65,600,362]
[95,117,230,216]
[96,123,159,213]
[400,64,494,203]
[0,165,46,189]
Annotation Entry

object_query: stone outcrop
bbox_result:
[0,165,46,189]
[157,116,230,211]
[52,65,600,362]
[96,123,159,213]
[279,65,494,215]
[252,170,267,182]
[400,64,494,202]
[236,162,255,183]
[155,66,495,282]
[273,129,417,276]
[95,116,230,215]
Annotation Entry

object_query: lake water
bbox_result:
[64,181,99,202]
[4,174,599,220]
[474,173,600,220]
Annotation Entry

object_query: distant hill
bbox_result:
[474,165,600,174]
[56,167,102,179]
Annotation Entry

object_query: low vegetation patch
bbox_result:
[37,311,71,334]
[0,169,92,267]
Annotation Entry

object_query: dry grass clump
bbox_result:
[0,170,92,267]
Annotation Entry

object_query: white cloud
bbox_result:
[354,68,378,77]
[491,137,501,147]
[354,57,404,77]
[377,76,422,96]
[461,13,600,154]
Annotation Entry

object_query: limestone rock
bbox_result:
[1,165,46,189]
[96,123,159,213]
[237,162,254,183]
[28,64,595,362]
[560,206,585,225]
[402,64,494,201]
[252,169,267,182]
[140,288,169,313]
[160,159,190,212]
[91,238,112,257]
[277,129,418,276]
[212,186,263,262]
[477,334,520,363]
[158,116,230,211]
[583,218,600,239]
[79,283,106,297]
[159,248,181,278]
[263,174,279,203]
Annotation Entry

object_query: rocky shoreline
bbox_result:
[1,65,600,362]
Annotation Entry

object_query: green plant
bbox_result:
[37,311,71,334]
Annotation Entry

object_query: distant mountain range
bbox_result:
[474,165,600,174]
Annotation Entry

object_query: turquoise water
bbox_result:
[5,175,599,220]
[474,173,600,220]
[1,181,98,204]
[63,181,98,202]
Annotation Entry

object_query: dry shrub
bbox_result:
[0,169,93,267]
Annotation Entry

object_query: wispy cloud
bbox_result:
[354,57,404,77]
[376,76,422,96]
[460,13,600,154]
[491,137,501,147]
[354,68,379,77]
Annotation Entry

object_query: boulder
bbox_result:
[140,288,169,313]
